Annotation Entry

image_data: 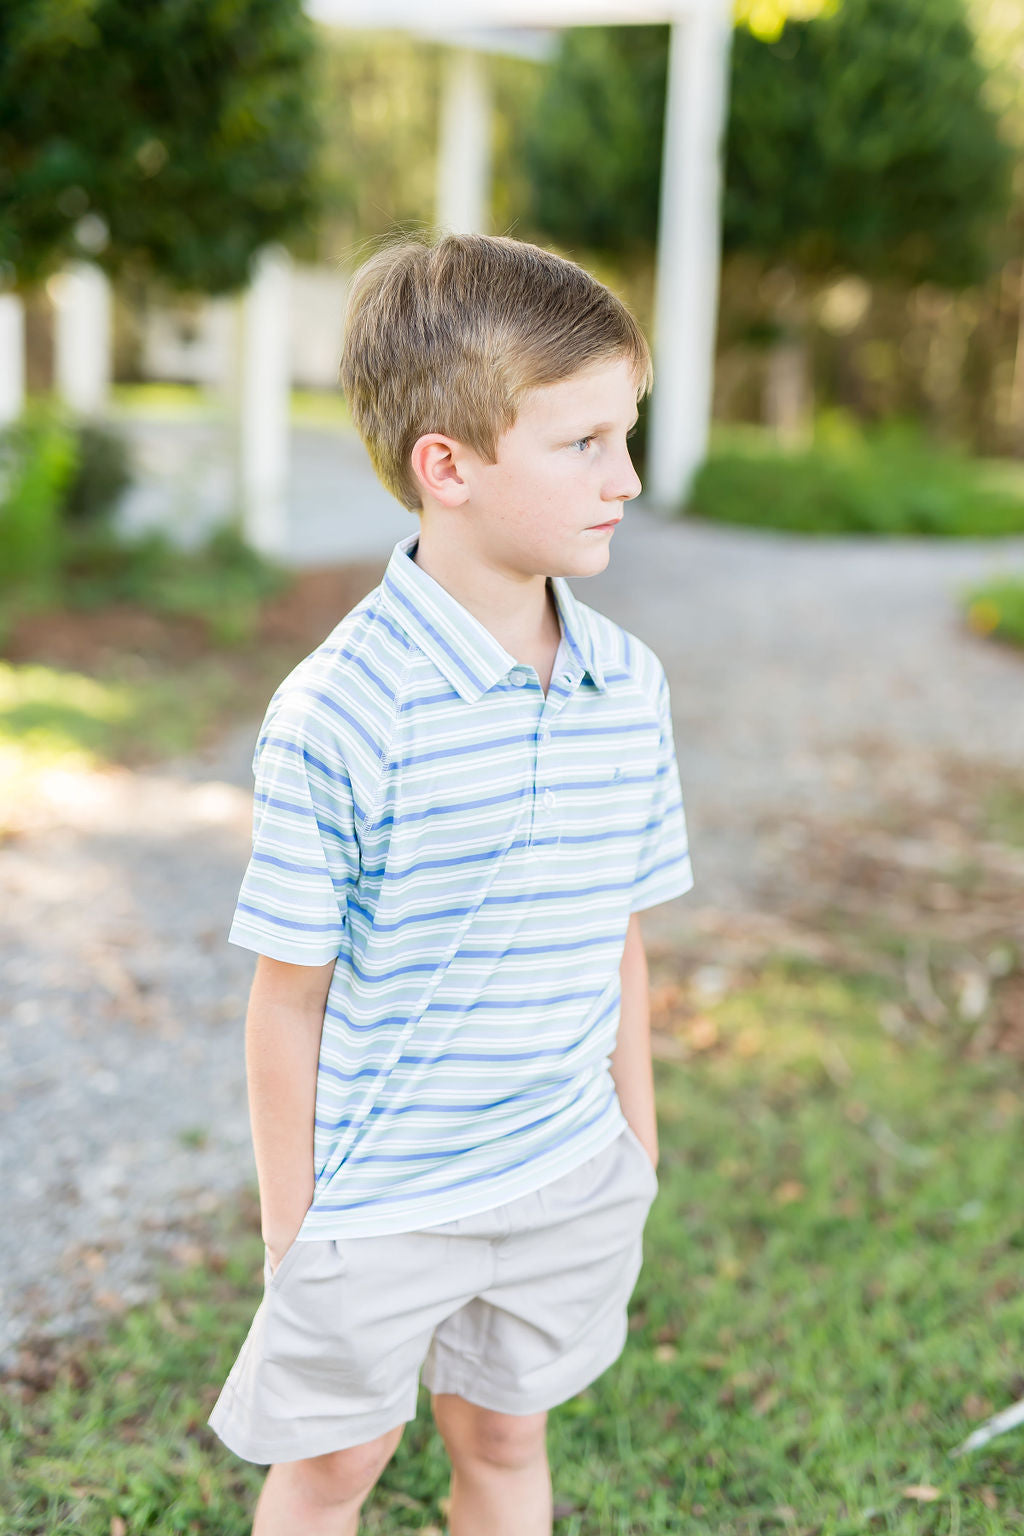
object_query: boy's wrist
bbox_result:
[261,1188,314,1253]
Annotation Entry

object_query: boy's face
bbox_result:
[428,353,644,583]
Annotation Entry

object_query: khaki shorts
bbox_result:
[208,1122,658,1464]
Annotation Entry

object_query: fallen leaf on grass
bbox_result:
[774,1180,806,1205]
[686,1016,718,1050]
[753,1385,780,1416]
[902,1485,941,1502]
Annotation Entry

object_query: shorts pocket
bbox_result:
[264,1236,309,1291]
[620,1121,659,1196]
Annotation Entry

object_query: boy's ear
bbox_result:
[410,434,471,508]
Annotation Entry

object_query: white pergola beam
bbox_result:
[648,2,731,509]
[309,0,731,519]
[53,261,112,416]
[437,48,492,234]
[310,1,693,23]
[0,294,25,427]
[238,245,293,559]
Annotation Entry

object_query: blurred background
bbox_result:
[2,2,1024,1532]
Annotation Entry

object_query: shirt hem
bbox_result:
[292,1112,629,1240]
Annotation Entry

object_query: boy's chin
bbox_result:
[563,543,613,579]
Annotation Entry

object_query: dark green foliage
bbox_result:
[62,421,133,523]
[524,0,1012,288]
[0,0,324,293]
[522,26,669,256]
[0,411,285,647]
[0,407,77,591]
[688,421,1024,535]
[724,0,1015,286]
[0,407,133,602]
[55,523,288,644]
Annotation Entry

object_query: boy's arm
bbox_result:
[245,953,335,1270]
[609,912,658,1171]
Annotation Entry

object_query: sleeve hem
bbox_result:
[228,928,341,967]
[629,868,695,914]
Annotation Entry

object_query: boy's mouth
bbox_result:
[586,516,623,531]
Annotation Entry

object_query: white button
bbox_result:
[539,726,550,742]
[509,670,528,688]
[542,789,556,811]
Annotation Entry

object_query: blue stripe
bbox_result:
[399,687,461,711]
[317,992,620,1083]
[252,851,335,877]
[292,687,385,759]
[388,580,486,693]
[334,930,621,987]
[389,730,535,771]
[235,901,341,935]
[551,721,655,740]
[635,847,690,886]
[311,1088,617,1209]
[365,607,414,651]
[253,793,358,847]
[347,877,633,933]
[258,736,355,792]
[370,785,529,831]
[322,985,602,1035]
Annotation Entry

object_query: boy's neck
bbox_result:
[410,523,562,688]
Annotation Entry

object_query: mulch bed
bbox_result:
[3,560,388,677]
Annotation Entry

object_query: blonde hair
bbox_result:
[338,232,653,512]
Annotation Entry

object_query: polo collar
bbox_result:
[380,534,607,703]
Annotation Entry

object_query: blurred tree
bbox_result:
[725,0,1013,289]
[523,0,1013,442]
[967,0,1024,452]
[315,30,440,262]
[522,25,669,258]
[0,0,324,294]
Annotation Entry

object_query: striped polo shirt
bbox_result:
[230,532,694,1239]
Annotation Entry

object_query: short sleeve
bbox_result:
[228,710,360,965]
[630,668,695,913]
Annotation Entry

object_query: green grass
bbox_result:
[3,956,1023,1533]
[691,418,1024,539]
[0,657,253,835]
[959,574,1024,651]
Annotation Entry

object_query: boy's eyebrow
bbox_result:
[572,415,640,435]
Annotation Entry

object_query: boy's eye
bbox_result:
[571,436,595,453]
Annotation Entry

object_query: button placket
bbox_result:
[529,686,571,848]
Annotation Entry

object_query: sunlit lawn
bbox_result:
[108,382,352,431]
[3,956,1023,1534]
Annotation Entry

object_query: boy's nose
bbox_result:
[610,459,642,503]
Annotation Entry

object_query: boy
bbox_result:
[208,233,694,1535]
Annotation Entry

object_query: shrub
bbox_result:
[687,422,1024,537]
[63,421,133,524]
[962,576,1024,649]
[0,408,78,595]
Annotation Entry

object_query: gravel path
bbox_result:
[2,503,1022,1367]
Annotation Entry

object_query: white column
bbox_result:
[0,293,25,426]
[436,48,491,234]
[648,2,733,512]
[53,261,112,416]
[238,245,292,559]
